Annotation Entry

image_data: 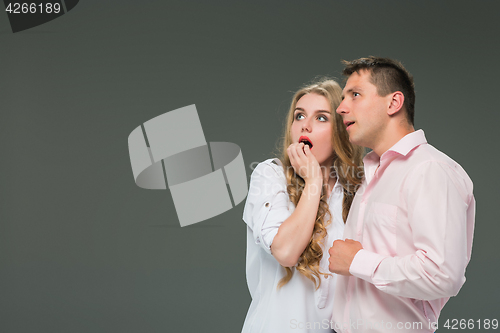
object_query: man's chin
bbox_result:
[348,135,365,148]
[348,134,358,144]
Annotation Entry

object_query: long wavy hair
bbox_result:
[277,79,364,289]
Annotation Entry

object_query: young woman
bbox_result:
[242,79,364,332]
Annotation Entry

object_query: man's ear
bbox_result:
[387,91,404,116]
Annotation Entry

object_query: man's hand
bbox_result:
[328,239,363,276]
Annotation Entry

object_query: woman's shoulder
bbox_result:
[245,158,289,212]
[252,158,286,179]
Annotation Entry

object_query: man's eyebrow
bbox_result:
[344,86,363,95]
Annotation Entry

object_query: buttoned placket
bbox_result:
[346,152,395,333]
[314,184,343,310]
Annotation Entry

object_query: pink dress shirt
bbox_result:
[332,130,475,333]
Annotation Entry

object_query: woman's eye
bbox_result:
[317,115,328,122]
[295,113,305,120]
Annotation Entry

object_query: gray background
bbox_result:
[1,1,498,332]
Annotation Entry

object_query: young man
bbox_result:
[328,57,475,333]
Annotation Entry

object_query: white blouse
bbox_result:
[242,158,345,333]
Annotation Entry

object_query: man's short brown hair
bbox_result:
[342,56,415,125]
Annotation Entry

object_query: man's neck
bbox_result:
[372,125,415,157]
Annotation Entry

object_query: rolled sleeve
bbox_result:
[242,160,292,255]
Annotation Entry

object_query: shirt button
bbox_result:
[265,202,270,207]
[255,237,261,244]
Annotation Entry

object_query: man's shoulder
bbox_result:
[407,143,473,189]
[411,143,466,169]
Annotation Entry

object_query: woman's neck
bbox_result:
[320,163,337,197]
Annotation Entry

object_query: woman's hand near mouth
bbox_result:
[287,142,323,186]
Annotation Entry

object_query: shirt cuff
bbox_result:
[349,249,386,283]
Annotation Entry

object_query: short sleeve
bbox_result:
[242,160,292,255]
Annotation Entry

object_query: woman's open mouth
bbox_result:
[299,136,313,148]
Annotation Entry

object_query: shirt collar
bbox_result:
[385,129,427,157]
[363,129,427,170]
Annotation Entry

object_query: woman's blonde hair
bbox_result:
[277,78,364,289]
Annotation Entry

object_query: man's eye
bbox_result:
[295,113,305,120]
[353,92,360,97]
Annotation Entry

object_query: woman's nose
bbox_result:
[301,120,311,132]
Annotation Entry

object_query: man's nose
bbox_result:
[336,100,348,114]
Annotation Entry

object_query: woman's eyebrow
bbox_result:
[294,108,331,114]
